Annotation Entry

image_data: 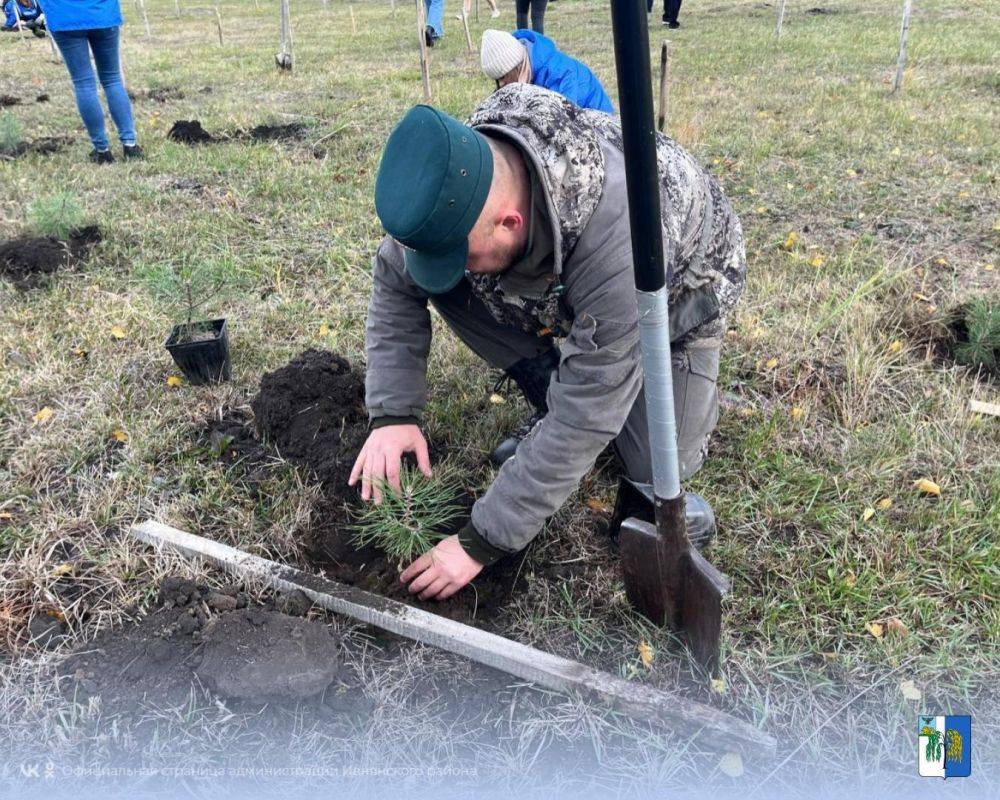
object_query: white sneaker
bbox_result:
[491,9,501,17]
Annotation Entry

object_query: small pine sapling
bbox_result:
[30,192,84,240]
[351,466,466,563]
[954,298,999,376]
[0,111,23,155]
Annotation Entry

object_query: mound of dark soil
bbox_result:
[0,94,20,107]
[167,119,308,146]
[240,122,308,142]
[0,225,101,289]
[252,348,368,488]
[143,86,185,103]
[167,119,216,144]
[35,93,49,103]
[61,578,340,716]
[0,135,70,159]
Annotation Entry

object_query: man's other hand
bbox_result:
[399,535,483,601]
[348,424,431,504]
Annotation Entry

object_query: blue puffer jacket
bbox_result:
[4,0,43,29]
[38,0,121,32]
[513,30,614,114]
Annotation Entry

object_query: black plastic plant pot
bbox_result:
[164,318,231,385]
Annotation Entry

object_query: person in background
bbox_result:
[456,0,500,21]
[480,29,613,114]
[514,0,546,35]
[648,0,683,29]
[423,0,445,47]
[35,0,142,163]
[2,0,46,36]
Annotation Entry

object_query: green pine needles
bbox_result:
[953,297,999,376]
[350,466,466,563]
[30,192,84,240]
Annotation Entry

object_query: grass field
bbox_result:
[1,1,998,797]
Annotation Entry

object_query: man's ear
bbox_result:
[496,209,525,235]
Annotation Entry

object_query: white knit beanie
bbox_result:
[480,30,526,80]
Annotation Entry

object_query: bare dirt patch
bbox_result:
[60,577,340,716]
[0,226,101,289]
[168,118,309,146]
[0,135,71,160]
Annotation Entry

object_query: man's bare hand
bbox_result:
[348,424,431,504]
[399,535,483,601]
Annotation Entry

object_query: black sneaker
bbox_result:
[89,149,114,164]
[122,144,145,160]
[425,25,435,47]
[665,20,680,29]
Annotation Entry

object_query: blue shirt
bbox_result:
[4,0,43,28]
[38,0,121,32]
[513,30,615,114]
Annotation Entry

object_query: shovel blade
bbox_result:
[682,546,730,674]
[620,516,731,673]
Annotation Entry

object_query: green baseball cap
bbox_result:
[375,105,494,294]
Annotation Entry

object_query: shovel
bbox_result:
[608,0,730,674]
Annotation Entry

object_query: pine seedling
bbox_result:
[30,192,84,240]
[954,297,999,375]
[0,111,22,154]
[350,466,466,563]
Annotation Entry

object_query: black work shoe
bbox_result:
[122,144,145,160]
[489,409,544,467]
[89,149,114,164]
[666,20,680,28]
[425,25,435,47]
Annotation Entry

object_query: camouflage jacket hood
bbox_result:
[468,84,745,324]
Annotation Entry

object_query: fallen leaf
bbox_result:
[876,497,893,510]
[808,253,824,268]
[866,621,884,639]
[51,563,73,577]
[935,257,948,266]
[887,340,903,355]
[318,323,330,337]
[886,617,908,637]
[111,429,128,443]
[912,292,930,302]
[488,393,506,405]
[32,407,54,424]
[914,478,941,497]
[764,357,778,370]
[166,376,183,388]
[719,752,744,778]
[899,679,922,701]
[71,346,88,359]
[984,263,995,272]
[0,512,13,521]
[711,677,727,695]
[110,325,126,340]
[790,406,805,421]
[844,571,857,587]
[781,231,799,252]
[586,498,611,514]
[862,507,875,522]
[637,640,654,669]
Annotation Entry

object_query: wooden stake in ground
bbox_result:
[461,9,474,54]
[213,4,224,46]
[276,0,294,71]
[10,1,27,41]
[350,4,357,35]
[323,0,329,15]
[175,0,181,18]
[136,0,152,37]
[131,520,777,759]
[775,0,787,37]
[892,0,913,95]
[47,31,62,62]
[415,0,432,102]
[657,40,670,133]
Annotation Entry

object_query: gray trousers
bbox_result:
[431,281,719,482]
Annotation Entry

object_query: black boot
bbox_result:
[425,25,436,47]
[489,347,560,467]
[89,149,114,164]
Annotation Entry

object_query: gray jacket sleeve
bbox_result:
[364,236,432,421]
[469,240,643,557]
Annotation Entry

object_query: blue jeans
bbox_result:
[51,27,136,151]
[424,0,444,38]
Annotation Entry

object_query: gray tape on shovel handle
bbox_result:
[636,287,682,500]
